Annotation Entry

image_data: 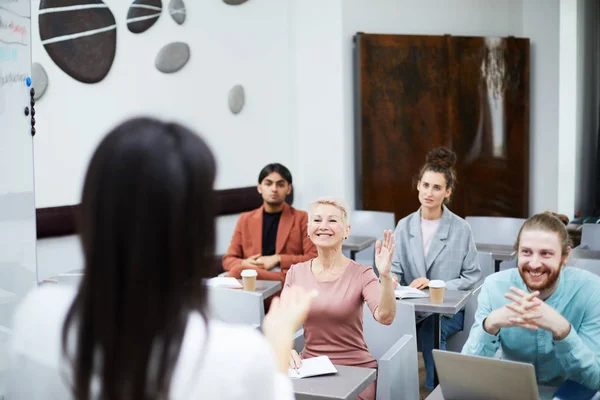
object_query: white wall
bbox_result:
[31,0,295,256]
[290,0,346,210]
[522,0,560,214]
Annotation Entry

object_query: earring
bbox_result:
[344,236,348,240]
[307,234,310,238]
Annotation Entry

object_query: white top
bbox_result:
[421,217,441,257]
[8,285,293,400]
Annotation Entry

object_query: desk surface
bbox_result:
[213,280,282,300]
[427,384,556,400]
[398,289,471,314]
[292,365,376,400]
[342,236,376,252]
[475,243,516,261]
[247,279,282,300]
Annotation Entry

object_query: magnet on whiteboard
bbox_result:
[26,77,31,87]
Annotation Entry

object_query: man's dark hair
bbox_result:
[258,163,292,184]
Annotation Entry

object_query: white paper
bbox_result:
[394,286,428,299]
[206,277,242,289]
[288,356,338,379]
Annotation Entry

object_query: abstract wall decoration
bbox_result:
[39,0,117,84]
[223,0,248,5]
[155,42,189,73]
[127,0,162,34]
[31,63,49,100]
[169,0,185,25]
[355,33,530,219]
[228,84,245,114]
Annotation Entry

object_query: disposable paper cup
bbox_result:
[429,280,446,303]
[241,269,258,291]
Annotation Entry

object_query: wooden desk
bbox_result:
[292,365,376,400]
[427,384,557,400]
[399,289,472,387]
[476,243,516,272]
[342,236,376,261]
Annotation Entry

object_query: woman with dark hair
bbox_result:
[8,117,312,399]
[391,147,481,393]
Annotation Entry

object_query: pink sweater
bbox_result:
[284,260,381,366]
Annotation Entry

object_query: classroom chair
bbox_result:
[363,302,419,400]
[579,224,600,251]
[207,286,265,327]
[446,280,484,353]
[347,211,396,273]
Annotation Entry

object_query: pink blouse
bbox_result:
[284,260,381,366]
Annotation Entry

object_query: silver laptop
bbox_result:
[432,350,551,400]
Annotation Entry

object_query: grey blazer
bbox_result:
[391,205,481,291]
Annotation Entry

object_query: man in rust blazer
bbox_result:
[223,163,317,283]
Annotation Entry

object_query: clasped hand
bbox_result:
[241,253,280,270]
[485,287,571,340]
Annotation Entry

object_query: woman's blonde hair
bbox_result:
[308,196,351,226]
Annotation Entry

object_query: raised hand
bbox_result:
[375,230,395,277]
[263,286,315,337]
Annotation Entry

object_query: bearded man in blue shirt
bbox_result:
[462,212,600,391]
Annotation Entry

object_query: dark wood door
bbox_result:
[355,33,529,222]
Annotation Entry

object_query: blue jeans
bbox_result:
[419,311,464,390]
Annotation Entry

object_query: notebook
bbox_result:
[287,356,338,379]
[206,277,243,289]
[394,286,428,299]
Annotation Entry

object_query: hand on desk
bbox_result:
[256,254,281,270]
[410,277,430,290]
[241,254,262,268]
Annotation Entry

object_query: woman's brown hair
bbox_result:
[417,147,457,205]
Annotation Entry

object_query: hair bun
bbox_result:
[426,147,457,169]
[543,211,569,226]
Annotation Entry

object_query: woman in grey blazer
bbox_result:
[391,147,481,392]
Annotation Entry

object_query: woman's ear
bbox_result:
[445,187,452,199]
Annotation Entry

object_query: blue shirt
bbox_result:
[462,267,600,390]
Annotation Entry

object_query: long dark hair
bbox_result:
[62,117,218,399]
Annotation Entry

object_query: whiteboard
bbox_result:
[0,0,37,395]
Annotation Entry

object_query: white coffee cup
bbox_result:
[241,269,258,291]
[429,280,446,303]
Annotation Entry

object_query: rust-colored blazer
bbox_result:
[222,203,317,272]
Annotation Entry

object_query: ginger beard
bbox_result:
[517,229,565,292]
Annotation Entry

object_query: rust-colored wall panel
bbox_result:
[355,33,530,221]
